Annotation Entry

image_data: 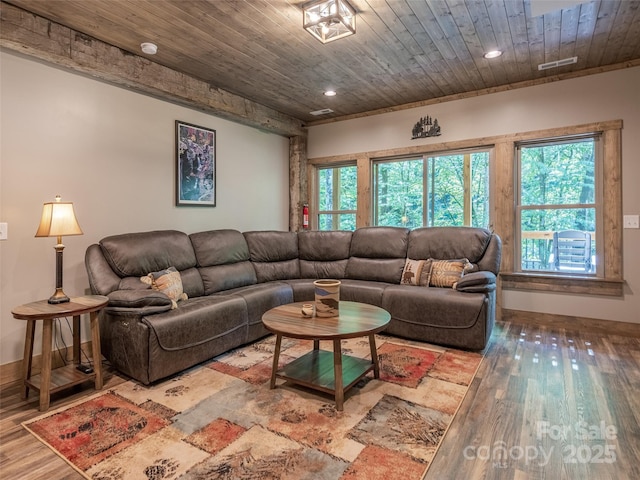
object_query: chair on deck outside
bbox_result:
[552,230,592,272]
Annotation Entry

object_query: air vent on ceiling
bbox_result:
[530,0,584,17]
[310,108,334,116]
[538,56,578,70]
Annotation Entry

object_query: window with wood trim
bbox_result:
[516,135,601,275]
[317,164,357,230]
[500,122,623,296]
[372,150,490,228]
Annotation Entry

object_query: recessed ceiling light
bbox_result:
[140,42,158,55]
[484,50,502,59]
[324,90,337,96]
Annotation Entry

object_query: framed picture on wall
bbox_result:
[176,120,216,206]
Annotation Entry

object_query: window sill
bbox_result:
[500,272,624,297]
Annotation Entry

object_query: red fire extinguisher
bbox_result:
[302,204,309,229]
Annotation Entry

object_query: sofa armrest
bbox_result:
[455,271,496,293]
[105,290,173,315]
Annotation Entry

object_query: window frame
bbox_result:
[371,147,492,228]
[314,162,357,231]
[372,154,425,227]
[500,123,622,296]
[514,134,603,276]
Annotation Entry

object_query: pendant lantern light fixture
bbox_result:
[303,0,356,44]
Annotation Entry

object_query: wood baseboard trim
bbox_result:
[0,341,94,387]
[501,309,640,338]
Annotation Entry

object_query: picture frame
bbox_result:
[176,120,216,206]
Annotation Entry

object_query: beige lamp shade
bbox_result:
[35,196,83,304]
[35,198,83,238]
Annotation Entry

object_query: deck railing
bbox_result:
[521,231,595,272]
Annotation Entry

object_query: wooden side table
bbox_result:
[11,295,109,411]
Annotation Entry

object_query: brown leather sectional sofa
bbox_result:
[85,226,501,384]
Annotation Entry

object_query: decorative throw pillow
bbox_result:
[401,258,432,286]
[429,259,469,288]
[140,266,188,309]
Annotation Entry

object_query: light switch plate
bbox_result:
[623,215,640,229]
[0,222,7,240]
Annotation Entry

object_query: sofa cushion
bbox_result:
[429,259,469,288]
[106,290,173,315]
[191,229,257,295]
[142,295,248,351]
[476,234,502,275]
[300,259,349,279]
[244,231,300,282]
[140,266,188,308]
[400,258,432,286]
[455,271,497,293]
[100,230,197,277]
[199,263,257,295]
[298,230,352,278]
[347,257,406,283]
[349,226,409,258]
[190,229,250,267]
[85,244,122,295]
[179,267,206,298]
[119,276,151,290]
[408,227,491,264]
[346,227,409,284]
[298,231,352,260]
[339,279,390,307]
[218,282,294,331]
[382,285,486,329]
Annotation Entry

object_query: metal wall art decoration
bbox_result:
[411,115,441,139]
[176,120,216,206]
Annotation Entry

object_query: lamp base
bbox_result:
[48,288,70,304]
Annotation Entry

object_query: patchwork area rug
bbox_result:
[23,334,482,480]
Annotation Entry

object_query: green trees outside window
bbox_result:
[517,137,598,273]
[373,151,490,228]
[317,165,357,231]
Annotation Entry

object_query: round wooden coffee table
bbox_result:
[262,301,391,411]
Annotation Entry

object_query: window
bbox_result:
[317,164,357,230]
[516,136,600,274]
[373,157,423,227]
[373,150,490,228]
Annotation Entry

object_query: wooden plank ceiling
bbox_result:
[3,0,640,124]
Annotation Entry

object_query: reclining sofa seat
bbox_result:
[85,226,501,385]
[86,230,251,384]
[382,227,500,349]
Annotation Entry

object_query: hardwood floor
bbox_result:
[1,320,639,480]
[427,321,640,480]
[0,366,126,480]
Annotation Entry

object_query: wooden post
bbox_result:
[289,135,308,231]
[463,153,471,225]
[356,154,371,228]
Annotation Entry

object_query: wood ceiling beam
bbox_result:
[0,3,306,137]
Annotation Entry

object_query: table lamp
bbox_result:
[35,195,83,304]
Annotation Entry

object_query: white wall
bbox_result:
[308,67,640,325]
[0,51,290,365]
